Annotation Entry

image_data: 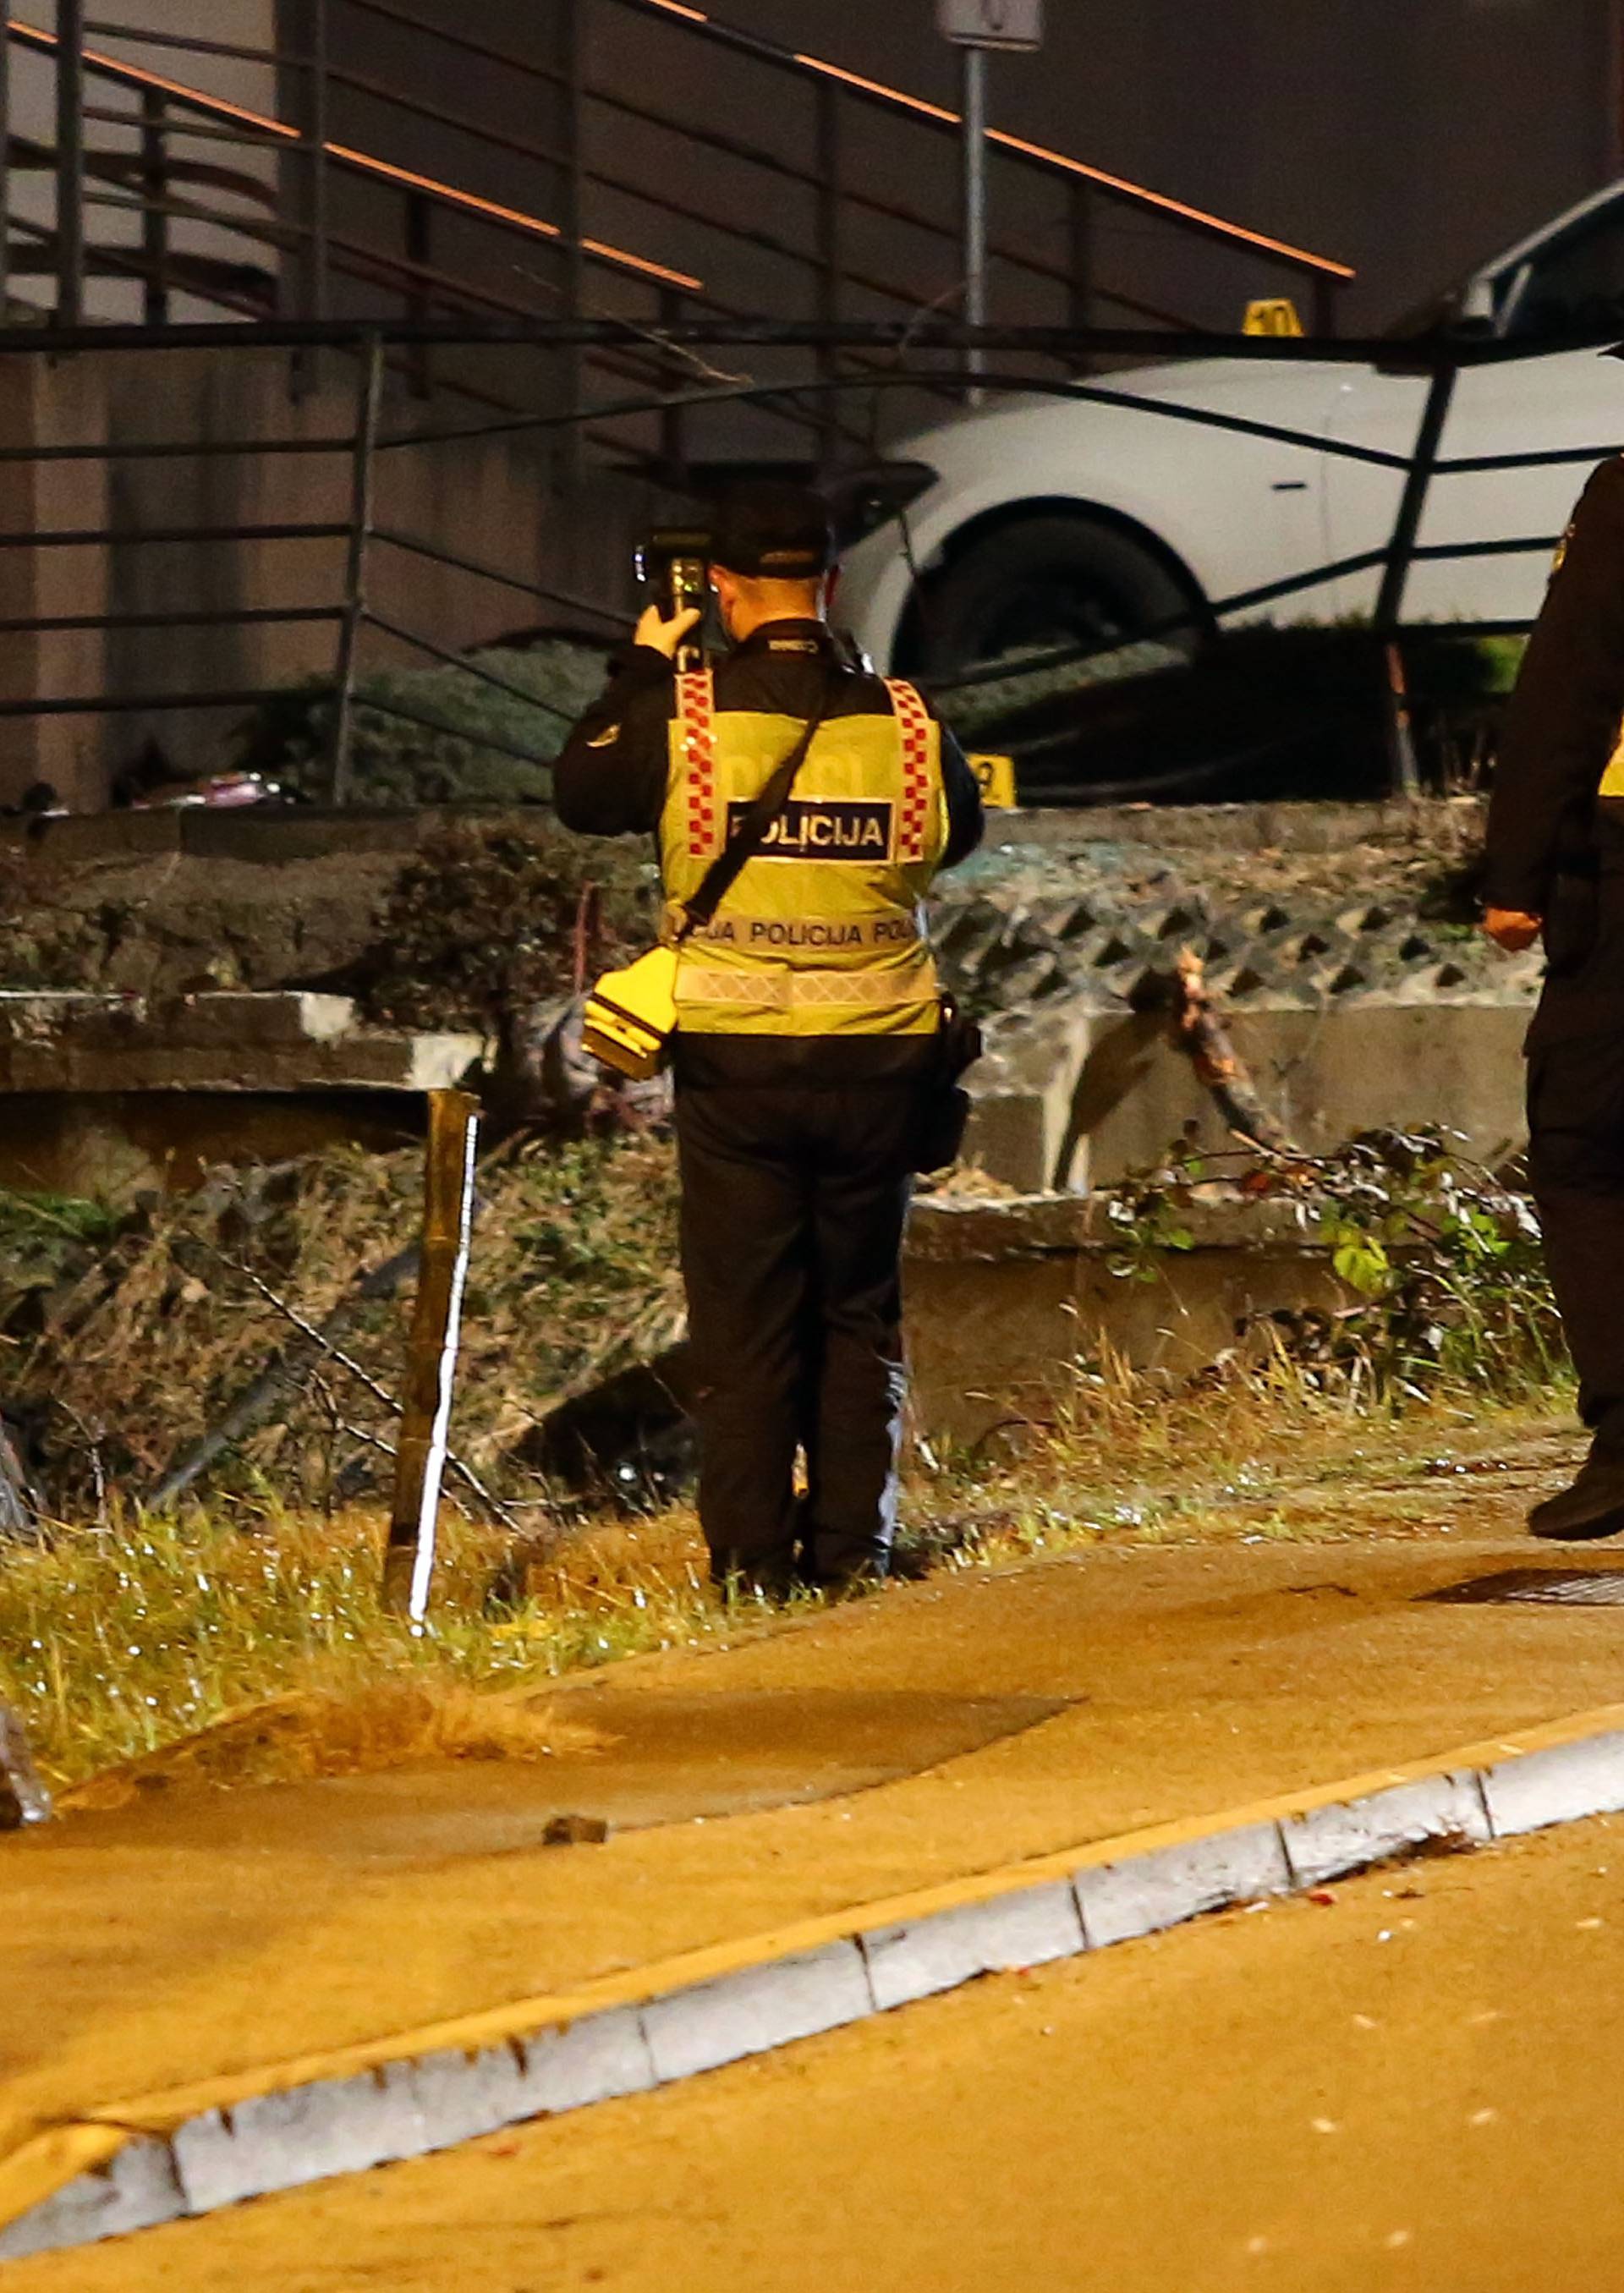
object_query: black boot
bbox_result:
[1528,1445,1624,1541]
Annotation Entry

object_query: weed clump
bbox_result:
[323,818,652,1031]
[0,1135,680,1519]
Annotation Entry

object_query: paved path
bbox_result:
[20,1811,1616,2290]
[7,1457,1624,2170]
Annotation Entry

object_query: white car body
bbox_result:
[841,184,1624,669]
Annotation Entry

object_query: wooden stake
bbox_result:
[381,1089,480,1622]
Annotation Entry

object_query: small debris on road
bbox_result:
[542,1813,611,1846]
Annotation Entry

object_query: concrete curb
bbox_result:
[7,1700,1624,2265]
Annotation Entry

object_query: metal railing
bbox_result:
[0,4,1356,480]
[0,314,1607,817]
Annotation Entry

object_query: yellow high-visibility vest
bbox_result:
[660,669,948,1037]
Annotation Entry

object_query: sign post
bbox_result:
[937,2,1044,400]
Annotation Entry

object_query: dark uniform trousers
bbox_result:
[1480,455,1624,1461]
[1527,1025,1624,1450]
[1520,861,1624,1449]
[675,1078,919,1588]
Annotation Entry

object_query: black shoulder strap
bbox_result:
[674,674,834,941]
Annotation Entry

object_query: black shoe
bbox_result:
[809,1542,933,1597]
[1528,1453,1624,1541]
[710,1560,799,1605]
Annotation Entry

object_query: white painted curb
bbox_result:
[6,1717,1623,2265]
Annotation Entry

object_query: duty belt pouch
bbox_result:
[582,677,831,1080]
[910,995,984,1174]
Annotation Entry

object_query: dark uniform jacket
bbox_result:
[553,617,985,1087]
[1485,455,1624,1047]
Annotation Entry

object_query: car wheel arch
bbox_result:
[893,493,1212,672]
[922,493,1206,596]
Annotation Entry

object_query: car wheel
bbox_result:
[907,509,1208,677]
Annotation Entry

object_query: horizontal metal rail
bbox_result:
[3,15,701,293]
[362,606,578,724]
[0,520,351,547]
[0,604,342,633]
[376,362,1424,469]
[605,0,1355,283]
[0,311,1582,366]
[80,19,310,70]
[331,0,1351,317]
[353,683,555,772]
[0,431,350,465]
[0,323,1603,806]
[0,685,294,716]
[370,524,635,628]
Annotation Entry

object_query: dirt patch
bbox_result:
[60,1681,606,1805]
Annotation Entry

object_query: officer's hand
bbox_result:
[634,604,702,659]
[1484,907,1542,952]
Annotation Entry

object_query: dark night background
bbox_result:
[300,0,1624,338]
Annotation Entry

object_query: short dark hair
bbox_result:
[710,480,834,579]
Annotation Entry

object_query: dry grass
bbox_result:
[0,1496,726,1791]
[0,1136,682,1517]
[60,1681,605,1807]
[0,1367,1572,1799]
[0,1130,1577,1798]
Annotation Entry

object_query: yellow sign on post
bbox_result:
[968,751,1018,808]
[1243,298,1304,337]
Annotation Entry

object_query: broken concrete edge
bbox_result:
[5,1696,1624,2263]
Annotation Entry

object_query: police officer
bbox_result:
[1485,442,1624,1539]
[553,482,984,1594]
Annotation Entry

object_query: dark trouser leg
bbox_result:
[803,1086,918,1585]
[1528,1033,1624,1449]
[675,1084,811,1586]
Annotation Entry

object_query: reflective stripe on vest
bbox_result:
[678,963,938,1009]
[661,670,948,1038]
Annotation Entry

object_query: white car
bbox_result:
[837,183,1624,677]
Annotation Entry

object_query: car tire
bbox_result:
[907,509,1208,677]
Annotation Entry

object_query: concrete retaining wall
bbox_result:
[964,992,1530,1194]
[904,1193,1353,1444]
[0,350,663,809]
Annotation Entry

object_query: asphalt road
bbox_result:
[14,1811,1624,2292]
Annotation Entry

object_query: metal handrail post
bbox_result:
[960,45,988,404]
[657,284,688,485]
[308,0,330,323]
[140,90,167,326]
[558,0,585,501]
[1374,359,1458,799]
[55,0,85,325]
[0,27,10,320]
[403,191,432,395]
[815,76,842,480]
[1067,178,1092,341]
[330,335,385,804]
